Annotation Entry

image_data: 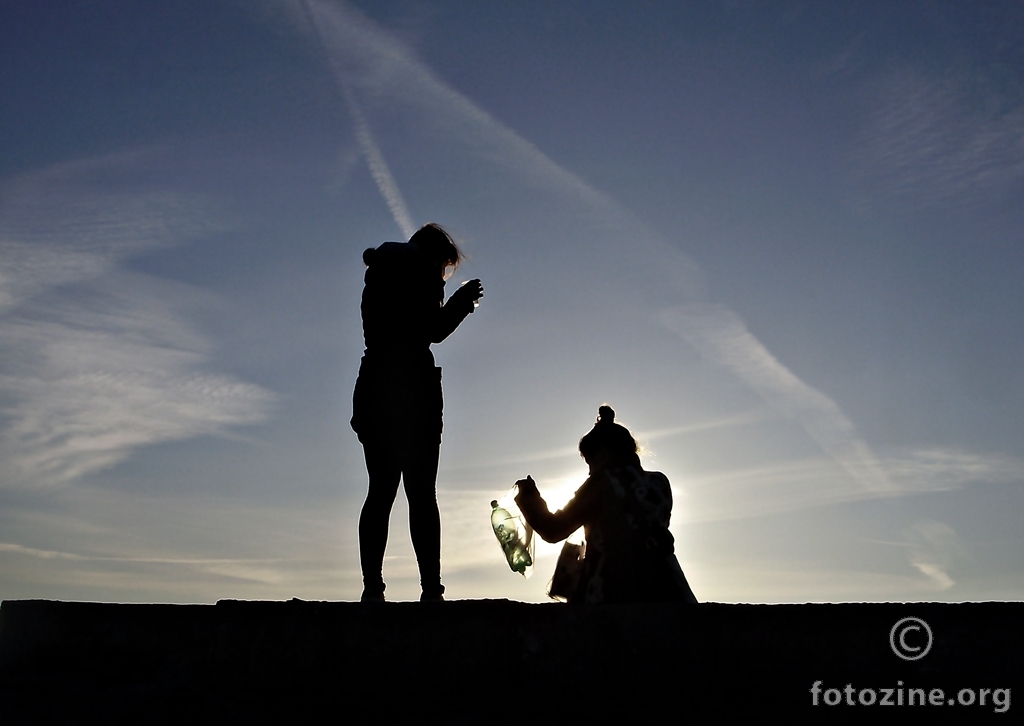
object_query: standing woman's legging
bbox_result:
[358,438,443,597]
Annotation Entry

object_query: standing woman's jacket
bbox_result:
[351,242,475,445]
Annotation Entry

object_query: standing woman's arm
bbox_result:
[431,278,483,343]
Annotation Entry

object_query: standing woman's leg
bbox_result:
[404,439,443,598]
[359,440,402,598]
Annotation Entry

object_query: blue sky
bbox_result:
[1,0,1022,603]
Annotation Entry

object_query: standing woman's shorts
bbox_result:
[351,357,443,446]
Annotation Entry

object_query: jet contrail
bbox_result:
[292,0,897,501]
[661,303,893,494]
[340,83,416,240]
[300,0,415,240]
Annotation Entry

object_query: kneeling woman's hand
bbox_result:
[514,475,537,495]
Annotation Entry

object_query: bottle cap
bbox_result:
[491,500,499,508]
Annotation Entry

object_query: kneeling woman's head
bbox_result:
[579,405,641,474]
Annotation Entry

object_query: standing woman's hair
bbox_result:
[579,405,641,468]
[410,222,464,277]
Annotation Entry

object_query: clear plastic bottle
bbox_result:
[490,500,533,574]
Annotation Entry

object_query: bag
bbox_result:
[547,540,585,602]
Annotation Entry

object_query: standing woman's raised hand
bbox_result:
[452,278,484,312]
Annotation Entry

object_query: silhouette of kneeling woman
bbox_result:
[351,223,483,602]
[515,406,698,604]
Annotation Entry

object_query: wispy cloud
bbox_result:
[678,457,875,523]
[661,303,892,495]
[0,542,87,560]
[638,410,771,446]
[854,66,1024,208]
[443,410,768,472]
[0,156,221,315]
[885,448,1024,491]
[0,157,274,486]
[676,446,1024,523]
[0,540,299,591]
[0,295,274,483]
[0,540,286,568]
[905,520,965,591]
[697,561,967,604]
[0,487,361,599]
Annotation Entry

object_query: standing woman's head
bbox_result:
[579,405,641,473]
[410,223,464,279]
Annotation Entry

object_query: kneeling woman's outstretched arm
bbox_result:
[514,476,593,543]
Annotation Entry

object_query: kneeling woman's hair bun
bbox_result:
[579,404,638,466]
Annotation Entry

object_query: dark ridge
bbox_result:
[1,599,1020,722]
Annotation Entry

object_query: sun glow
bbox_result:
[523,471,588,560]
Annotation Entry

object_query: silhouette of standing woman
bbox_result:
[351,223,483,602]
